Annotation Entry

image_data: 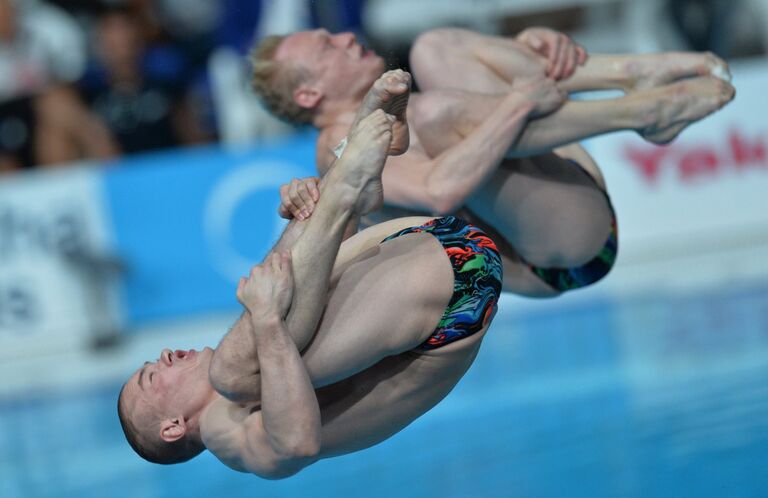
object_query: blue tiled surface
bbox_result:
[2,282,767,498]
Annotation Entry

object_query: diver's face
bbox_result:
[277,29,385,101]
[123,347,215,423]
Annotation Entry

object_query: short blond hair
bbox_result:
[250,34,314,125]
[118,384,203,465]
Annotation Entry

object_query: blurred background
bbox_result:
[1,0,767,497]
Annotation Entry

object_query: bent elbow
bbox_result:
[208,353,229,390]
[208,355,259,403]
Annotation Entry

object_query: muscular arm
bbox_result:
[210,177,357,402]
[385,92,537,214]
[240,315,320,475]
[210,111,392,402]
[218,252,321,478]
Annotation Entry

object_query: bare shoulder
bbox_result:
[200,397,253,472]
[201,397,295,478]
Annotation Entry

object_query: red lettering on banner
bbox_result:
[623,146,669,184]
[729,130,766,167]
[679,148,718,182]
[622,128,767,186]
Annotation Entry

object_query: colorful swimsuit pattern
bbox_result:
[381,216,503,351]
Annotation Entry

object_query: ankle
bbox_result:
[623,93,660,131]
[324,177,363,211]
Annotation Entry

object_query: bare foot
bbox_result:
[624,52,731,93]
[334,110,394,214]
[351,69,411,156]
[638,76,735,144]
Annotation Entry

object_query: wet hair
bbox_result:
[117,384,203,465]
[249,34,315,125]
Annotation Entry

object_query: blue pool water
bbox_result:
[2,281,767,498]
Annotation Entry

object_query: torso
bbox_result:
[201,216,490,468]
[317,99,524,270]
[316,94,608,298]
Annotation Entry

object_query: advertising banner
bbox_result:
[588,60,768,256]
[102,134,316,325]
[0,167,113,355]
[582,59,768,294]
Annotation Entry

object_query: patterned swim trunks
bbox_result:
[381,216,503,350]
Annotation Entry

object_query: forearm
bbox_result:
[425,94,535,213]
[254,317,321,457]
[211,181,359,402]
[210,313,261,402]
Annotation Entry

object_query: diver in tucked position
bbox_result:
[118,74,503,478]
[255,27,734,297]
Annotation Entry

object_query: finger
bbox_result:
[288,182,306,219]
[526,32,544,52]
[554,37,570,79]
[290,181,312,211]
[550,37,565,79]
[562,48,577,79]
[278,202,293,219]
[279,185,292,213]
[287,198,304,220]
[576,45,588,65]
[288,179,301,203]
[296,183,315,212]
[546,36,560,77]
[308,178,320,202]
[293,206,305,221]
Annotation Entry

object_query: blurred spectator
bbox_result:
[79,5,210,155]
[309,0,365,37]
[217,0,263,54]
[0,0,119,174]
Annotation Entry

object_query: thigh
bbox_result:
[410,28,543,94]
[302,232,454,388]
[465,154,613,273]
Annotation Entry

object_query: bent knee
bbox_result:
[412,28,470,59]
[410,28,474,85]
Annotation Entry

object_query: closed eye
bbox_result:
[149,372,154,384]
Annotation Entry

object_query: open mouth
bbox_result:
[174,349,197,360]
